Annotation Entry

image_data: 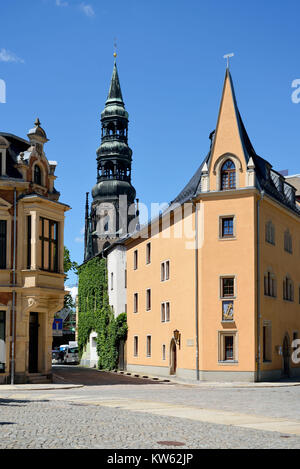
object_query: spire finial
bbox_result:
[113,37,117,61]
[223,52,234,70]
[35,117,41,127]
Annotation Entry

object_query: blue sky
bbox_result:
[1,0,300,285]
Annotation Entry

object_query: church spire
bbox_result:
[88,59,137,258]
[106,62,124,105]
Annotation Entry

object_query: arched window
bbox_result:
[284,230,293,254]
[221,159,236,190]
[34,165,42,186]
[265,221,275,245]
[264,271,276,297]
[283,276,294,301]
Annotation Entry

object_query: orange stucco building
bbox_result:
[125,69,300,382]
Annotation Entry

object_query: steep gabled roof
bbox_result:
[170,69,300,215]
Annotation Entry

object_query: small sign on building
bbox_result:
[52,318,63,336]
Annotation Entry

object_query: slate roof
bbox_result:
[0,132,30,179]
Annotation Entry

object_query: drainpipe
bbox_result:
[193,200,200,381]
[256,191,264,382]
[10,187,17,385]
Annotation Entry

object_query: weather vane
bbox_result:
[113,37,117,59]
[223,53,234,69]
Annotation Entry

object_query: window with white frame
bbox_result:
[161,302,170,322]
[162,344,166,361]
[146,242,151,264]
[134,336,138,357]
[134,250,138,270]
[146,289,151,311]
[133,293,138,313]
[161,260,170,281]
[146,335,152,357]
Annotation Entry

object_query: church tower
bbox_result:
[85,59,137,261]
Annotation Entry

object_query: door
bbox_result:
[283,335,290,377]
[170,339,177,375]
[29,313,39,373]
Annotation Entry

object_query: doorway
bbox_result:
[282,335,290,377]
[29,313,39,373]
[170,339,177,375]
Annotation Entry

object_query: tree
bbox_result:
[64,246,78,280]
[63,246,78,310]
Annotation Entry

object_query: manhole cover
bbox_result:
[157,441,185,446]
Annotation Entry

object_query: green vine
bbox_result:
[77,256,127,370]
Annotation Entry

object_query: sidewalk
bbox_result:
[0,383,83,391]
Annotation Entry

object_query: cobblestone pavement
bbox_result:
[0,366,300,449]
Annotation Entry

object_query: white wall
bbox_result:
[107,244,127,318]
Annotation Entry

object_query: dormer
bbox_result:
[0,136,9,177]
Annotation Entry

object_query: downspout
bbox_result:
[256,191,264,382]
[193,200,200,381]
[10,187,17,385]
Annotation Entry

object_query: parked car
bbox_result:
[63,346,79,364]
[51,350,60,364]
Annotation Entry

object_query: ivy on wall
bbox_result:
[77,256,127,370]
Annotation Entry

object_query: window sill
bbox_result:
[218,360,238,365]
[219,237,236,241]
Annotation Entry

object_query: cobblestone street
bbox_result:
[1,366,300,449]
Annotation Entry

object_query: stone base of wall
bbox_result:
[127,364,170,377]
[0,374,9,384]
[127,364,300,382]
[80,358,98,368]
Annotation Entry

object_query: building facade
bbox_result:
[125,69,300,382]
[0,120,69,384]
